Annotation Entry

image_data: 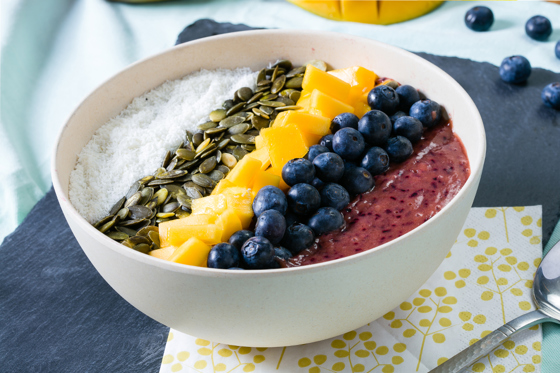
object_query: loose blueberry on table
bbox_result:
[525,15,552,41]
[542,83,560,110]
[464,6,494,32]
[499,55,532,84]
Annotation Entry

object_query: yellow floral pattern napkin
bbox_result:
[159,206,543,373]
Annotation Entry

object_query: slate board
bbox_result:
[1,20,559,372]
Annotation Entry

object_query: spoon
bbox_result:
[429,239,560,373]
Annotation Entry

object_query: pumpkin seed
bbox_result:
[270,65,279,82]
[286,66,305,78]
[163,184,186,198]
[125,181,142,199]
[204,127,227,136]
[237,87,253,102]
[231,134,255,144]
[228,123,250,135]
[118,218,147,227]
[208,169,225,182]
[252,107,269,119]
[289,91,301,102]
[223,99,234,110]
[241,144,256,152]
[139,175,155,186]
[156,212,175,219]
[98,219,115,233]
[137,226,158,236]
[106,231,129,241]
[275,105,302,112]
[162,201,180,213]
[257,79,272,87]
[94,215,114,228]
[184,186,203,199]
[258,100,286,108]
[305,59,327,71]
[216,164,230,175]
[195,138,211,154]
[158,170,188,179]
[271,75,286,94]
[226,102,245,116]
[152,189,168,206]
[216,138,230,151]
[147,179,173,186]
[193,132,204,147]
[285,76,303,89]
[175,210,191,219]
[166,157,179,171]
[108,197,126,216]
[115,207,129,221]
[243,102,260,111]
[161,151,172,168]
[177,194,193,208]
[259,105,275,115]
[196,144,217,160]
[125,192,142,208]
[247,91,264,104]
[255,86,270,93]
[191,173,216,188]
[133,243,151,254]
[221,153,237,168]
[115,226,138,236]
[209,109,227,122]
[219,115,244,128]
[128,205,153,220]
[251,115,269,130]
[198,121,218,130]
[272,59,293,71]
[199,156,217,173]
[261,94,278,101]
[232,146,248,160]
[148,231,160,247]
[257,68,266,83]
[155,218,172,224]
[275,96,295,106]
[381,79,399,89]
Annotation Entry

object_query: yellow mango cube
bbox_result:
[328,66,378,100]
[267,167,290,192]
[223,188,254,228]
[251,170,281,197]
[245,148,271,170]
[216,208,243,241]
[282,111,331,137]
[255,135,265,150]
[302,65,351,103]
[159,214,218,247]
[168,237,212,267]
[149,246,177,261]
[211,179,236,195]
[225,156,262,188]
[308,89,355,120]
[260,124,308,171]
[191,194,228,215]
[274,111,290,127]
[161,224,223,248]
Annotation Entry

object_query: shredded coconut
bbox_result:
[69,68,257,224]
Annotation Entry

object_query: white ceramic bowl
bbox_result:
[52,30,485,347]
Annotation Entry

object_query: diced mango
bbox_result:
[212,179,236,195]
[260,124,308,171]
[251,170,281,197]
[191,194,228,215]
[162,224,223,247]
[308,89,355,120]
[149,246,177,260]
[159,214,218,247]
[274,111,290,127]
[267,167,290,192]
[225,156,262,188]
[168,237,212,266]
[302,65,351,103]
[328,66,378,100]
[255,135,265,150]
[245,147,271,170]
[279,111,331,137]
[216,208,243,241]
[223,188,254,228]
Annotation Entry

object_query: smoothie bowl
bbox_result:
[52,30,485,347]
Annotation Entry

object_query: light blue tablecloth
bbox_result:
[1,1,559,370]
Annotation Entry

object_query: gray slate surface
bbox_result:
[1,20,559,372]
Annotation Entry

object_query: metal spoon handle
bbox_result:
[429,309,553,373]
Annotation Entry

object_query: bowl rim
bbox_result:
[52,29,486,277]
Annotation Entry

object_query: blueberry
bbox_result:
[361,147,390,175]
[464,6,494,32]
[307,207,345,236]
[207,243,240,269]
[367,85,400,115]
[390,111,407,125]
[344,161,358,172]
[319,134,334,151]
[395,85,420,111]
[385,136,414,163]
[241,236,276,269]
[229,230,255,251]
[525,15,552,41]
[409,100,441,128]
[312,152,345,182]
[330,112,359,133]
[308,145,329,162]
[358,110,392,146]
[311,177,325,191]
[341,167,375,195]
[282,158,315,186]
[274,246,292,261]
[393,116,423,143]
[332,128,365,161]
[284,211,301,227]
[228,267,245,270]
[556,41,560,60]
[287,183,321,215]
[280,223,315,254]
[254,210,286,244]
[320,183,350,211]
[499,56,532,84]
[252,185,287,217]
[542,82,560,110]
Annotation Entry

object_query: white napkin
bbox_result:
[159,206,543,373]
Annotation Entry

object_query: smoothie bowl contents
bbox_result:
[69,59,470,270]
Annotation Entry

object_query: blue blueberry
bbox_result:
[499,56,532,84]
[358,110,392,146]
[252,185,287,217]
[542,82,560,110]
[241,236,276,269]
[556,41,560,59]
[280,223,315,255]
[393,116,423,143]
[396,85,420,111]
[308,145,329,162]
[284,211,301,227]
[367,85,400,115]
[312,152,345,182]
[254,210,286,244]
[319,134,334,151]
[390,111,407,125]
[361,147,390,175]
[341,167,375,195]
[207,243,240,269]
[307,207,345,236]
[282,158,315,186]
[525,15,552,41]
[330,112,359,133]
[385,136,414,163]
[332,127,365,161]
[320,183,350,211]
[464,6,494,32]
[228,230,255,251]
[228,267,245,270]
[287,183,321,215]
[311,177,325,191]
[409,100,441,128]
[274,246,292,261]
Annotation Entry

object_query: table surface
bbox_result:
[2,17,560,373]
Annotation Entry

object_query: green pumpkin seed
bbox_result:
[258,100,286,108]
[125,192,142,208]
[199,156,217,173]
[228,123,250,135]
[216,165,230,175]
[176,149,195,161]
[257,68,266,83]
[125,181,142,199]
[195,138,211,153]
[166,157,179,171]
[230,134,255,144]
[232,146,248,160]
[156,212,175,219]
[219,115,245,128]
[106,231,129,241]
[240,144,256,152]
[252,108,269,119]
[226,102,245,116]
[275,105,302,112]
[139,175,155,186]
[247,91,264,104]
[177,194,193,208]
[147,179,173,186]
[94,215,114,228]
[237,87,253,102]
[163,184,186,198]
[222,99,234,110]
[191,174,216,188]
[148,231,160,247]
[115,226,138,236]
[175,210,191,219]
[259,105,275,115]
[118,218,147,227]
[270,65,279,82]
[286,66,306,78]
[251,115,269,130]
[193,132,204,147]
[209,109,227,122]
[261,94,278,101]
[204,127,227,136]
[271,75,286,94]
[108,197,126,217]
[98,219,115,233]
[381,80,399,89]
[155,218,172,224]
[133,243,151,254]
[128,205,153,220]
[216,138,230,151]
[162,201,180,213]
[137,226,158,236]
[243,102,260,111]
[195,144,217,160]
[285,76,303,89]
[272,59,293,71]
[115,207,129,221]
[208,169,225,182]
[289,91,301,102]
[198,121,218,131]
[275,96,295,106]
[255,86,270,93]
[184,186,203,199]
[257,79,272,87]
[158,170,188,179]
[161,151,172,168]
